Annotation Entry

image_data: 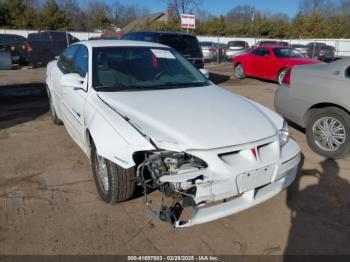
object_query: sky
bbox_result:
[95,0,300,17]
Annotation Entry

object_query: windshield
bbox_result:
[273,48,304,58]
[92,46,209,92]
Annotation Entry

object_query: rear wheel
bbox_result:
[306,107,350,159]
[91,141,136,203]
[234,63,245,79]
[277,68,288,85]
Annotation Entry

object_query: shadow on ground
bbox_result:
[209,72,230,85]
[0,83,49,129]
[284,157,350,256]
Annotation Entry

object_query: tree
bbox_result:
[164,0,202,20]
[0,0,38,29]
[226,4,256,24]
[114,1,149,28]
[60,0,88,31]
[299,0,337,16]
[85,1,114,32]
[39,0,70,30]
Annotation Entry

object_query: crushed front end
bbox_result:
[135,134,300,228]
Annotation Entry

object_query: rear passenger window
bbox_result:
[51,32,66,42]
[40,32,51,41]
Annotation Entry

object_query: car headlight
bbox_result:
[278,120,289,147]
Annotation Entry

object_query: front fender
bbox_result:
[86,94,155,169]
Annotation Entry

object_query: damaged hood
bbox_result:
[98,85,282,151]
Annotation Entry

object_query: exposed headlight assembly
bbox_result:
[279,120,290,146]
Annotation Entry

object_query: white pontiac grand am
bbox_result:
[46,40,300,227]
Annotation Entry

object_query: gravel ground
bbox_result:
[0,65,349,255]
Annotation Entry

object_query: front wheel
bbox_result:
[91,141,136,203]
[306,107,350,159]
[234,63,245,79]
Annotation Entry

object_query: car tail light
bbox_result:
[320,50,326,55]
[282,68,292,86]
[209,48,216,52]
[25,42,32,52]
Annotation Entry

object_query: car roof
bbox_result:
[79,40,168,48]
[256,46,291,49]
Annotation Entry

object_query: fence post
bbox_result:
[217,36,220,64]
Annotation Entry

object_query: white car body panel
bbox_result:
[46,40,300,227]
[97,86,281,151]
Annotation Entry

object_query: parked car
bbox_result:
[200,41,218,61]
[290,44,308,57]
[233,46,323,84]
[0,44,12,70]
[46,40,300,227]
[100,32,124,40]
[255,40,289,48]
[275,58,350,159]
[225,40,250,61]
[122,31,204,69]
[306,42,335,62]
[28,31,79,67]
[0,33,31,65]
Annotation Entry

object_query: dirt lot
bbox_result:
[1,64,350,255]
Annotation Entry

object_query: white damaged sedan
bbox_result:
[46,40,300,227]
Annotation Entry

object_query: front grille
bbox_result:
[218,141,279,172]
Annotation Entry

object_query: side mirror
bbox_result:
[199,68,209,79]
[264,54,270,59]
[61,73,86,91]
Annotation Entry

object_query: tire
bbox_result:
[277,68,288,85]
[47,88,63,125]
[234,63,245,79]
[306,107,350,159]
[91,141,136,203]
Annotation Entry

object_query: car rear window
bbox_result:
[228,41,246,48]
[291,44,305,48]
[200,42,214,47]
[158,35,201,55]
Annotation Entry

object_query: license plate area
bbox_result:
[237,165,275,193]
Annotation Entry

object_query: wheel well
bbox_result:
[304,103,350,124]
[276,67,288,81]
[85,129,93,157]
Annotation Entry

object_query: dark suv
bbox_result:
[306,42,335,62]
[122,31,204,69]
[0,34,31,65]
[28,31,79,67]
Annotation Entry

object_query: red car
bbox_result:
[233,46,323,84]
